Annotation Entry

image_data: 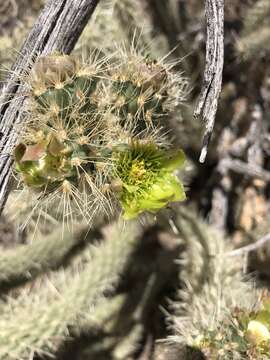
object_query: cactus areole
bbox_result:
[14,53,187,222]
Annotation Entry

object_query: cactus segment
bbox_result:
[193,296,270,359]
[13,50,187,223]
[111,56,168,131]
[31,54,99,116]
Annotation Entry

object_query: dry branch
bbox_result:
[227,233,270,257]
[194,0,224,163]
[0,0,100,213]
[218,158,270,182]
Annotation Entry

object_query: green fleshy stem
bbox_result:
[35,76,98,116]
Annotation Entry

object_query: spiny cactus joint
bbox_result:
[13,50,187,226]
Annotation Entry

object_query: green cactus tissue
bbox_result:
[12,47,187,227]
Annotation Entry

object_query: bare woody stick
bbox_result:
[194,0,224,163]
[0,0,100,213]
[227,233,270,257]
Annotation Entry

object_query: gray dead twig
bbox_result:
[218,158,270,181]
[227,233,270,257]
[194,0,224,163]
[0,0,100,214]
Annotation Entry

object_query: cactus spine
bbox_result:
[0,224,88,286]
[12,47,187,226]
[0,220,142,359]
[110,48,187,132]
[167,207,270,359]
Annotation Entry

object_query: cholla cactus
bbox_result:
[13,54,109,225]
[11,46,187,228]
[168,208,270,359]
[194,293,270,359]
[237,0,270,59]
[0,219,142,359]
[0,224,88,286]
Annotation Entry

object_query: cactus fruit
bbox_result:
[13,48,187,226]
